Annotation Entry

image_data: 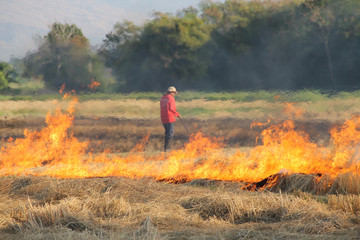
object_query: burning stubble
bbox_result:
[0,94,359,194]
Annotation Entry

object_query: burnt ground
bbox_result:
[0,116,338,153]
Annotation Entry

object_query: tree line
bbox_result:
[4,0,360,93]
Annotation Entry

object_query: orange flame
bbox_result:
[251,119,270,129]
[88,78,100,90]
[0,97,359,185]
[59,83,66,94]
[282,102,304,118]
[330,115,360,171]
[0,93,88,177]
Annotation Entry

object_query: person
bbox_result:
[160,86,180,152]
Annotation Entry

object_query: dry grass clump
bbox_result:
[9,198,98,233]
[178,191,345,234]
[248,173,324,193]
[0,176,359,239]
[254,173,360,196]
[85,194,132,219]
[329,173,360,194]
[328,194,360,215]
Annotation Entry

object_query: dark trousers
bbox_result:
[163,122,174,152]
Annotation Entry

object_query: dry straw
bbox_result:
[0,176,359,239]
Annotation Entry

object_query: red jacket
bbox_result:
[160,94,179,123]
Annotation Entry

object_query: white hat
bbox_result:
[167,86,177,93]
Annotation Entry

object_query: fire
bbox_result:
[88,78,100,90]
[0,92,88,177]
[282,102,304,119]
[59,83,66,94]
[0,94,359,188]
[330,115,360,171]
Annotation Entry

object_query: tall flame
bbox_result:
[0,95,359,185]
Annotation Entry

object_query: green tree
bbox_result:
[99,0,360,91]
[141,9,212,88]
[200,0,275,89]
[200,0,360,90]
[101,8,212,91]
[100,21,142,89]
[24,22,110,92]
[294,0,360,89]
[0,71,8,89]
[0,61,17,83]
[303,0,337,88]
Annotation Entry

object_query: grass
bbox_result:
[177,107,219,116]
[1,89,360,121]
[1,96,360,121]
[3,88,360,102]
[0,176,359,239]
[1,89,360,238]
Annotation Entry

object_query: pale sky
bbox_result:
[0,0,217,61]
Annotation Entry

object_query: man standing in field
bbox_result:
[160,86,180,152]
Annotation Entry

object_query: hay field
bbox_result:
[1,96,360,121]
[1,176,359,240]
[0,97,360,239]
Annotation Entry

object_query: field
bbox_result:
[0,92,360,239]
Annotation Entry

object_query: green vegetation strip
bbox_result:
[2,90,360,102]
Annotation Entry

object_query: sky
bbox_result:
[0,0,213,62]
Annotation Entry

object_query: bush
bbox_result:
[0,71,8,89]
